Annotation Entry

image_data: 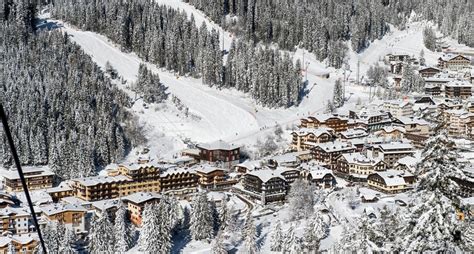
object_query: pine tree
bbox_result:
[419,49,426,66]
[325,100,335,114]
[114,201,133,253]
[211,231,228,254]
[242,213,258,254]
[218,197,229,231]
[395,129,468,252]
[423,26,436,51]
[288,179,315,221]
[270,221,283,252]
[332,79,344,108]
[89,214,115,254]
[41,221,63,254]
[138,201,173,253]
[336,216,379,253]
[190,192,215,240]
[282,224,297,253]
[59,228,77,254]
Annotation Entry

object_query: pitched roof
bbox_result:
[308,169,334,180]
[246,169,285,183]
[197,140,240,151]
[371,170,413,186]
[122,192,162,205]
[39,204,87,216]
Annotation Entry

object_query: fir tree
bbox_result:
[242,213,258,254]
[114,202,133,253]
[211,231,228,254]
[59,228,77,254]
[89,214,115,254]
[190,192,215,240]
[332,79,344,108]
[270,221,283,252]
[288,179,315,221]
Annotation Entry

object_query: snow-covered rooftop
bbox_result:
[445,79,472,88]
[39,203,87,216]
[71,175,131,187]
[313,141,355,152]
[246,169,285,183]
[122,192,162,205]
[0,234,37,247]
[197,139,240,151]
[372,170,413,186]
[341,152,383,166]
[193,164,225,174]
[0,166,54,180]
[292,127,333,137]
[308,169,333,180]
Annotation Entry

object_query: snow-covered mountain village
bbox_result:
[0,0,473,253]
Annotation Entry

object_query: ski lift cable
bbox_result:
[0,104,48,254]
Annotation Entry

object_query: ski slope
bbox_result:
[44,4,472,159]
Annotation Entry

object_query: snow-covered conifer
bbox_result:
[270,221,283,252]
[114,201,133,253]
[89,214,115,254]
[242,213,258,254]
[288,179,315,220]
[190,192,215,240]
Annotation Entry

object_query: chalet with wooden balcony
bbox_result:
[418,66,441,77]
[241,169,288,204]
[291,127,334,151]
[311,142,356,170]
[0,235,37,254]
[438,54,471,71]
[367,170,415,194]
[300,114,349,132]
[336,152,386,182]
[368,142,415,168]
